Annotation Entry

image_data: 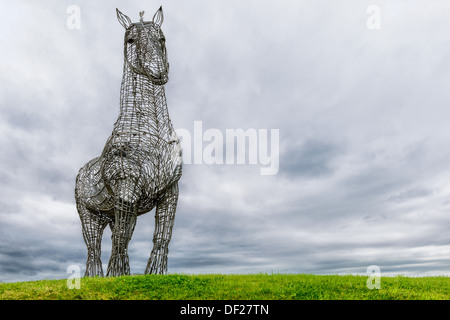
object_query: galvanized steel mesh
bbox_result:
[75,7,182,277]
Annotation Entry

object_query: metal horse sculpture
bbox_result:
[75,7,182,277]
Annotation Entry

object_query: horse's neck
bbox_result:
[113,66,174,140]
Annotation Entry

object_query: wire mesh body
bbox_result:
[75,7,182,277]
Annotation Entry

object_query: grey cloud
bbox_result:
[279,139,344,179]
[387,187,433,203]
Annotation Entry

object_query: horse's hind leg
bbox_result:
[145,182,179,275]
[77,202,110,277]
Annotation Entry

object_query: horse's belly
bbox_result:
[76,140,182,216]
[136,196,157,215]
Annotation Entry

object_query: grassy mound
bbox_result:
[1,273,449,300]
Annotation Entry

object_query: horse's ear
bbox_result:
[116,8,132,29]
[152,6,164,26]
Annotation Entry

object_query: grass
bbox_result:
[0,273,449,300]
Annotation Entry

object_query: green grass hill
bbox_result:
[1,273,449,300]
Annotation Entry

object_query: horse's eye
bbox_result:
[127,38,134,44]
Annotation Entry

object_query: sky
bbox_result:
[1,0,450,283]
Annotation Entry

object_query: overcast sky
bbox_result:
[1,0,450,283]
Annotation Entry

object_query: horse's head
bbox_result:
[116,7,169,85]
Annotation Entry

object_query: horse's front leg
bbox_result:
[77,203,110,277]
[106,197,137,277]
[145,182,179,274]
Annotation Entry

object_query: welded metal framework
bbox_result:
[75,7,182,277]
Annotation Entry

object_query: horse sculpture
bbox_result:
[75,7,182,277]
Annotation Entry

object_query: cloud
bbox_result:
[280,138,344,179]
